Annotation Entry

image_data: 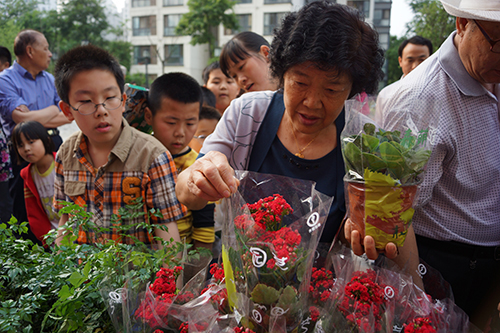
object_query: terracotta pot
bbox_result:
[346,181,418,249]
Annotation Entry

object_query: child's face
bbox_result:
[205,68,239,113]
[0,60,9,73]
[226,46,274,93]
[60,69,125,148]
[16,133,46,164]
[189,118,218,153]
[145,96,199,156]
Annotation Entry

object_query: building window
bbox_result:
[133,16,156,36]
[164,44,184,65]
[347,1,370,18]
[235,0,252,3]
[264,0,290,4]
[132,0,156,7]
[225,14,252,35]
[164,14,181,36]
[163,0,183,6]
[263,12,286,35]
[373,9,390,26]
[134,46,157,65]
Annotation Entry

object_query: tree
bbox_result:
[0,0,41,56]
[382,0,455,89]
[105,40,133,71]
[176,0,239,58]
[58,0,109,52]
[0,19,20,58]
[406,0,455,50]
[385,35,407,86]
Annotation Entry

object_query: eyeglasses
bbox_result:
[473,20,500,54]
[69,97,123,115]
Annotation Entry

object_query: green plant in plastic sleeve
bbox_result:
[341,96,433,250]
[220,171,333,332]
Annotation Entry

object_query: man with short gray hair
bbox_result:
[0,29,70,243]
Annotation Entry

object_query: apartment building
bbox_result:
[128,0,392,85]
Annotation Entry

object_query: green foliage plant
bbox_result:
[0,199,183,333]
[343,123,431,185]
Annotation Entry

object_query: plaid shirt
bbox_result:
[54,119,187,244]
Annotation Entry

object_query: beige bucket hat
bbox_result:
[441,0,500,22]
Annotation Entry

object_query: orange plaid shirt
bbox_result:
[54,120,187,244]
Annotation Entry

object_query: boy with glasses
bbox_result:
[53,45,186,247]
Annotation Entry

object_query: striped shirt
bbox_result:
[54,119,187,244]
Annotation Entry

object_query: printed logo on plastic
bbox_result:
[250,247,267,268]
[307,212,321,233]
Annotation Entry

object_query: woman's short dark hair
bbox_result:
[11,121,54,164]
[270,1,385,97]
[219,31,270,78]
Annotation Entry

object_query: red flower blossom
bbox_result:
[336,269,394,332]
[404,317,437,333]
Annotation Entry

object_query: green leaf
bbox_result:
[68,271,85,288]
[58,285,71,301]
[362,153,386,171]
[361,134,379,152]
[344,141,363,174]
[363,123,376,135]
[250,284,280,305]
[379,141,405,179]
[276,285,297,308]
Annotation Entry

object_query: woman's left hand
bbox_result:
[344,217,398,260]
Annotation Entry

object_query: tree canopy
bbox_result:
[384,0,455,87]
[176,0,239,58]
[0,0,132,73]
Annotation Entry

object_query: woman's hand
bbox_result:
[344,217,398,260]
[175,151,239,210]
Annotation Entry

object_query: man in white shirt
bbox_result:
[375,36,433,123]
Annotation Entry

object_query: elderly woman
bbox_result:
[176,1,390,254]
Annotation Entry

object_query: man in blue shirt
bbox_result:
[0,29,70,243]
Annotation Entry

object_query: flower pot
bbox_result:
[345,180,419,250]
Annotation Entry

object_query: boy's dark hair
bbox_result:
[398,35,433,57]
[148,72,203,116]
[202,61,221,84]
[201,87,216,108]
[11,121,54,165]
[200,106,221,121]
[14,30,42,57]
[220,32,269,78]
[270,0,384,97]
[0,46,12,66]
[54,45,125,104]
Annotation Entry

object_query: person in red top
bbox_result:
[11,120,58,245]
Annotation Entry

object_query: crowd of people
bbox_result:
[0,0,499,330]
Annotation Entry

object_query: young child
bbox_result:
[144,72,215,253]
[201,86,216,109]
[53,45,186,246]
[219,31,278,93]
[11,121,57,245]
[189,105,221,153]
[202,61,240,114]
